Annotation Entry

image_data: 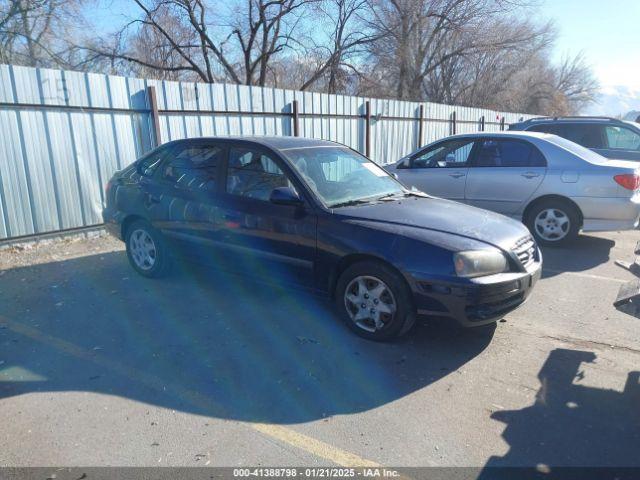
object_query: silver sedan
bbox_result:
[390,132,640,245]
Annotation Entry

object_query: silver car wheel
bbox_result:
[534,208,570,242]
[129,229,157,270]
[344,275,397,332]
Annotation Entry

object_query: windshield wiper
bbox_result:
[329,198,376,208]
[377,191,429,201]
[402,189,430,198]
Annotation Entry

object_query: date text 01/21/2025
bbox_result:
[232,468,401,478]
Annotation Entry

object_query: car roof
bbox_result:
[164,135,341,151]
[512,116,632,128]
[442,131,553,141]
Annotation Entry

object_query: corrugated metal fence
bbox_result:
[0,64,531,241]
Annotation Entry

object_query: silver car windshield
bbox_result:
[283,146,404,207]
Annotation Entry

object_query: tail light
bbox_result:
[105,179,113,197]
[614,174,640,191]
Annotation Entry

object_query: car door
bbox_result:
[395,138,477,200]
[218,144,317,287]
[148,140,227,258]
[465,138,547,215]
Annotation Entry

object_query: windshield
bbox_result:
[283,146,405,207]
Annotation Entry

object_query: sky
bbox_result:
[536,0,640,115]
[538,0,640,91]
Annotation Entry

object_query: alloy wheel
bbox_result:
[129,229,157,270]
[534,208,570,242]
[344,275,397,332]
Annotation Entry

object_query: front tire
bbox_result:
[525,200,580,247]
[125,220,171,278]
[335,260,416,341]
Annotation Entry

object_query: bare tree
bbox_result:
[83,0,315,86]
[2,0,596,115]
[296,0,376,93]
[422,17,556,106]
[553,52,599,114]
[0,0,85,67]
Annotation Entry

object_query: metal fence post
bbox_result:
[450,111,457,135]
[147,86,162,147]
[292,100,300,137]
[500,116,505,131]
[365,100,371,158]
[417,104,424,148]
[480,115,485,132]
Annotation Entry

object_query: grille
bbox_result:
[512,235,536,269]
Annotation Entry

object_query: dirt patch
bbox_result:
[0,233,124,271]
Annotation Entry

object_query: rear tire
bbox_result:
[335,260,416,341]
[525,199,580,247]
[125,219,171,278]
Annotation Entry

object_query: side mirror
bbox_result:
[270,186,303,206]
[445,153,456,165]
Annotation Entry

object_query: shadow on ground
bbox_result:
[0,251,494,424]
[541,235,616,279]
[479,348,640,475]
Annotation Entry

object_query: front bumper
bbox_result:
[408,264,542,327]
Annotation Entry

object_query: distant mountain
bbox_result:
[584,85,640,118]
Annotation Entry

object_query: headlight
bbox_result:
[453,250,508,278]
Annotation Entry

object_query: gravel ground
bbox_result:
[0,230,639,469]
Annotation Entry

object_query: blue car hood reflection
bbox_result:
[334,196,529,250]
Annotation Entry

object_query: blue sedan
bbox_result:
[103,136,541,341]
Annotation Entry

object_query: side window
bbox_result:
[475,139,546,167]
[561,124,605,149]
[137,146,168,176]
[226,148,292,201]
[162,144,222,191]
[604,126,640,150]
[411,139,475,168]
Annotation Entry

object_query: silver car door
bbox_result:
[395,138,476,201]
[465,138,547,215]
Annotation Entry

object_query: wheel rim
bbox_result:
[129,229,157,270]
[344,275,397,332]
[534,208,570,242]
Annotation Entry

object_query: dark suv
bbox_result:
[103,136,541,341]
[509,117,640,161]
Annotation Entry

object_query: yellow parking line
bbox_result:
[252,423,380,467]
[1,317,380,467]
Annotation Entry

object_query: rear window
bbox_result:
[528,123,606,149]
[474,139,546,167]
[545,135,610,165]
[137,147,168,177]
[162,144,222,191]
[528,124,565,136]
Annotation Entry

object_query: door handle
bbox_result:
[521,172,540,179]
[449,172,466,178]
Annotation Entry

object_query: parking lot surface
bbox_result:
[0,231,639,468]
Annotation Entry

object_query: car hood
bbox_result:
[335,196,530,250]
